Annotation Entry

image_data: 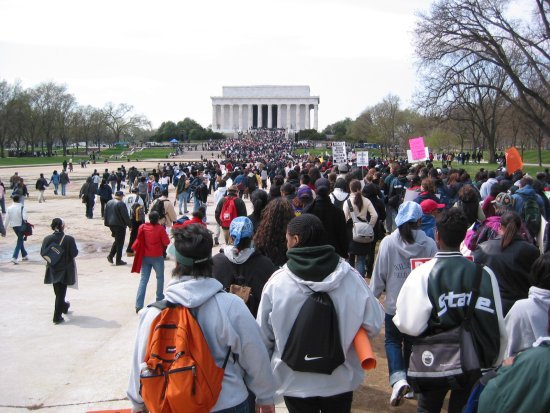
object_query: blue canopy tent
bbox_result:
[169,138,179,143]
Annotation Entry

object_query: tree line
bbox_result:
[322,0,549,165]
[1,1,547,164]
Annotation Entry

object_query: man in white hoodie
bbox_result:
[479,171,499,200]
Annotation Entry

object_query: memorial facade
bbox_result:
[211,86,319,132]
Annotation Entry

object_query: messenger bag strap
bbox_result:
[347,199,358,223]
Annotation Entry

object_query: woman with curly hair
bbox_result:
[254,197,295,267]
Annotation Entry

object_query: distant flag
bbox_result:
[506,147,523,173]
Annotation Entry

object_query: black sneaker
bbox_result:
[115,260,127,266]
[53,317,65,325]
[62,301,71,314]
[107,255,114,264]
[214,237,219,246]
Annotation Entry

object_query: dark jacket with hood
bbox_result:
[212,248,277,317]
[473,237,540,315]
[303,197,348,258]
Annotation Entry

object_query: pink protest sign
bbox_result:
[409,137,426,160]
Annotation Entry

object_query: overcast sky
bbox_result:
[1,0,444,130]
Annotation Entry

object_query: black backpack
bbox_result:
[388,178,407,209]
[281,291,345,375]
[151,199,166,219]
[331,193,349,210]
[520,196,542,239]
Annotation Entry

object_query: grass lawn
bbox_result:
[0,148,175,166]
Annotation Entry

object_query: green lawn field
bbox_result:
[0,148,175,166]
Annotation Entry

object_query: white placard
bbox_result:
[356,151,369,167]
[332,142,347,164]
[407,147,430,163]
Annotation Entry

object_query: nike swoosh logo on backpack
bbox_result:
[304,355,323,361]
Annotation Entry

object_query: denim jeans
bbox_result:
[384,313,413,386]
[60,183,67,196]
[214,398,250,413]
[355,255,366,277]
[135,256,165,309]
[53,183,59,194]
[177,191,189,213]
[12,226,27,259]
[0,196,5,213]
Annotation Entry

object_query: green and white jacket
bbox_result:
[393,251,507,369]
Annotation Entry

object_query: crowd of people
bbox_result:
[2,131,550,413]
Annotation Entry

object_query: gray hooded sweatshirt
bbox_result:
[370,228,438,315]
[504,286,550,357]
[127,276,276,412]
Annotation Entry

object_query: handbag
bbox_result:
[228,267,252,304]
[19,205,33,237]
[347,199,374,243]
[42,234,66,266]
[229,284,251,303]
[407,264,483,392]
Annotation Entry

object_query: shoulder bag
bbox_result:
[407,264,483,392]
[42,234,66,266]
[347,199,374,243]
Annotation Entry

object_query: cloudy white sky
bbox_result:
[1,0,440,130]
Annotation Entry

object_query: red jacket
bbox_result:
[131,223,170,273]
[173,217,207,229]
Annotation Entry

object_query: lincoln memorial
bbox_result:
[211,86,319,132]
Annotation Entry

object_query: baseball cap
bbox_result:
[297,185,313,200]
[114,190,124,197]
[420,199,446,214]
[315,178,330,191]
[395,201,423,227]
[492,192,514,208]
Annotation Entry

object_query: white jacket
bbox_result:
[4,203,27,228]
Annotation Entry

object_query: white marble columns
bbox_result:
[211,101,319,131]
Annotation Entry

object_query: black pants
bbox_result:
[417,378,477,413]
[109,226,127,263]
[100,199,108,217]
[127,221,142,252]
[284,391,353,413]
[53,282,68,322]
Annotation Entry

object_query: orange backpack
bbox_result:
[140,301,231,413]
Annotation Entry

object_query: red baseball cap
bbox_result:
[420,199,446,214]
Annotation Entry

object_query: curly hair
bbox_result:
[253,198,295,266]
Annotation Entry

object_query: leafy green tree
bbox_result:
[322,118,353,140]
[296,128,326,141]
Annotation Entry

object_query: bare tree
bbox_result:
[415,0,550,145]
[103,102,148,144]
